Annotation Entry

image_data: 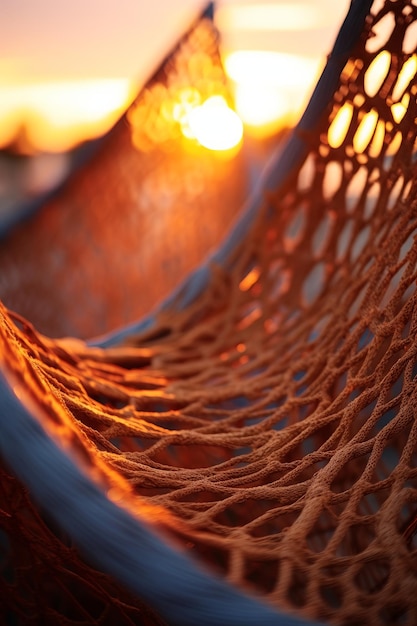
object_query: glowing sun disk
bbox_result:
[187,96,243,151]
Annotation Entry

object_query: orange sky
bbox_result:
[1,0,209,83]
[0,1,349,151]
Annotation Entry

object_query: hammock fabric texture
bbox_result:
[1,0,417,624]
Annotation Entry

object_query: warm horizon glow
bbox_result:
[224,50,321,136]
[0,78,135,152]
[216,2,331,33]
[0,48,320,152]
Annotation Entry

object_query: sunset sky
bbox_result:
[0,1,350,150]
[1,0,214,82]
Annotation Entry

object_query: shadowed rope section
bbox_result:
[0,373,317,626]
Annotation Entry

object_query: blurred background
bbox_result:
[0,0,349,219]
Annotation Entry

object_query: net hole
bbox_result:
[287,565,308,607]
[354,558,391,594]
[244,558,279,594]
[364,182,380,219]
[312,212,335,258]
[297,154,316,192]
[328,102,353,149]
[283,205,306,253]
[357,491,383,516]
[307,510,338,553]
[378,261,409,311]
[402,178,413,203]
[399,502,417,532]
[337,522,376,557]
[351,225,371,262]
[330,453,371,494]
[214,499,275,529]
[369,119,386,158]
[391,93,410,124]
[111,437,156,455]
[400,231,414,261]
[336,219,354,260]
[319,582,343,609]
[323,161,343,201]
[348,278,370,316]
[270,268,292,301]
[346,166,368,214]
[366,12,396,54]
[302,262,325,306]
[353,109,379,154]
[387,175,404,211]
[386,130,403,157]
[403,20,417,55]
[152,443,231,469]
[374,441,402,480]
[378,605,409,625]
[364,50,391,98]
[392,55,417,101]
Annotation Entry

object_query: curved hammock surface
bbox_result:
[1,0,417,624]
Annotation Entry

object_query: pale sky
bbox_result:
[1,1,349,85]
[1,0,208,84]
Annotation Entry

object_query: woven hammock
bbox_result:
[1,0,417,624]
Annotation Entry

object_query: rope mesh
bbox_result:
[1,0,417,624]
